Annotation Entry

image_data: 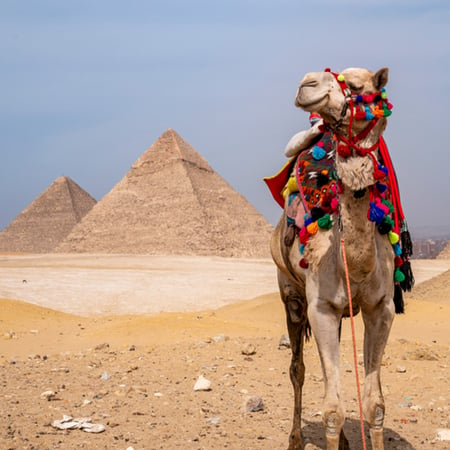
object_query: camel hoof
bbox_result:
[288,431,304,450]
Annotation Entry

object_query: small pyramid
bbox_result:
[57,129,273,257]
[437,242,450,259]
[0,176,96,253]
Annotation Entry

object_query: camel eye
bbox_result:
[347,82,362,92]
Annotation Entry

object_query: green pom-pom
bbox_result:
[317,214,333,230]
[383,216,395,227]
[394,267,406,283]
[381,199,395,214]
[381,91,387,99]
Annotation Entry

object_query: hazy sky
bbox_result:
[1,1,449,238]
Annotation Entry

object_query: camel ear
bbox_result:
[374,67,389,90]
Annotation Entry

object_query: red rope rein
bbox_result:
[341,237,368,450]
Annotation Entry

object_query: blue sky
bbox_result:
[1,0,449,238]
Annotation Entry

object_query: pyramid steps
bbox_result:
[0,177,96,253]
[57,129,273,257]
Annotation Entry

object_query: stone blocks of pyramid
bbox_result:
[57,129,273,257]
[0,176,96,253]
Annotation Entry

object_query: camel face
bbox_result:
[295,67,389,124]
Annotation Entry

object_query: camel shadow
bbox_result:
[302,418,416,449]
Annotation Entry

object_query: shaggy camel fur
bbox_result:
[271,67,396,450]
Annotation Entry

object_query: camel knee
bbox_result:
[323,409,345,436]
[364,401,385,429]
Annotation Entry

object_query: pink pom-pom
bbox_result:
[330,197,339,211]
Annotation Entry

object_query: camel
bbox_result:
[270,67,409,450]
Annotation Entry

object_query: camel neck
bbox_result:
[338,189,377,279]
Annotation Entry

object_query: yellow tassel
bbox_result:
[286,175,298,193]
[283,175,299,199]
[388,231,399,245]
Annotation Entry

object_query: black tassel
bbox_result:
[394,283,405,314]
[400,259,415,292]
[400,222,413,257]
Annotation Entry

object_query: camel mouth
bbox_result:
[295,92,327,109]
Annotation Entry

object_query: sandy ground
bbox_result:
[0,254,449,449]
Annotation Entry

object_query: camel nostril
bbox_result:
[300,80,318,88]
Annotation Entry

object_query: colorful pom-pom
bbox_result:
[306,221,318,235]
[394,256,403,267]
[355,109,366,120]
[299,243,305,254]
[376,182,387,194]
[299,258,309,269]
[312,145,326,160]
[384,216,395,227]
[373,168,387,181]
[330,197,339,211]
[394,267,406,283]
[317,214,333,230]
[299,226,309,245]
[388,231,400,245]
[377,221,392,235]
[378,165,388,176]
[368,201,386,224]
[356,95,363,103]
[381,199,394,214]
[364,106,374,120]
[337,144,351,157]
[337,74,345,82]
[393,243,402,256]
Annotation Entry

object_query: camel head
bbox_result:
[295,67,391,191]
[295,67,389,130]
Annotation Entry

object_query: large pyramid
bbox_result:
[57,129,273,257]
[0,176,96,253]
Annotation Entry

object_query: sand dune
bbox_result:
[1,255,449,449]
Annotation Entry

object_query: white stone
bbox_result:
[194,375,212,391]
[436,429,450,441]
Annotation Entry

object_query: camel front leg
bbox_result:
[307,298,349,450]
[278,272,308,450]
[361,296,395,450]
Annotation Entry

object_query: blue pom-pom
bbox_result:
[393,243,402,256]
[312,145,326,160]
[299,243,305,254]
[378,164,388,176]
[356,95,363,102]
[376,182,387,193]
[304,217,313,227]
[364,106,374,120]
[369,202,386,225]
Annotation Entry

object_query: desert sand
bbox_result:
[1,255,449,449]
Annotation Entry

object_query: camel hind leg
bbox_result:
[278,271,308,450]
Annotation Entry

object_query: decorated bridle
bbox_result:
[323,68,394,182]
